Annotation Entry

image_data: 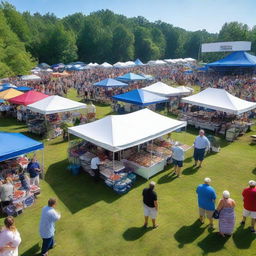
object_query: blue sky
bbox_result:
[6,0,255,33]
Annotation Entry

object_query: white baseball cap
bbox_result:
[150,181,156,186]
[204,177,211,183]
[248,180,256,186]
[223,190,230,199]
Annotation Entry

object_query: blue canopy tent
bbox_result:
[16,86,33,92]
[0,99,4,103]
[112,89,168,106]
[207,51,256,72]
[116,73,146,82]
[0,83,17,92]
[0,132,44,162]
[93,78,128,88]
[183,70,193,74]
[134,58,144,66]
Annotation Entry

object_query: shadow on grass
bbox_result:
[174,220,207,248]
[232,225,255,249]
[182,166,199,176]
[157,172,178,184]
[123,226,153,241]
[184,156,193,163]
[252,167,256,175]
[45,159,121,214]
[197,232,230,255]
[21,243,40,256]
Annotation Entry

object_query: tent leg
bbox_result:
[41,149,45,180]
[113,152,115,172]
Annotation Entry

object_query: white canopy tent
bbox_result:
[176,86,194,95]
[142,82,181,97]
[182,88,256,115]
[27,95,86,114]
[100,62,112,68]
[21,75,41,81]
[68,108,186,152]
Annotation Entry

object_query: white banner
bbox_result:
[201,41,251,53]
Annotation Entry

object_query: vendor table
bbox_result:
[122,159,166,180]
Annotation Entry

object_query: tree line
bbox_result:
[0,1,256,77]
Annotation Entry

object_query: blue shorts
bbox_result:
[173,159,183,167]
[41,236,54,254]
[194,148,206,161]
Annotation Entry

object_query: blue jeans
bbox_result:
[41,236,54,255]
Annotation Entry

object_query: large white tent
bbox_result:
[142,82,181,97]
[68,109,186,152]
[27,95,86,114]
[100,62,112,68]
[182,88,256,115]
[21,74,41,81]
[176,86,194,95]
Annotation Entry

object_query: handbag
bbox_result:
[213,209,220,219]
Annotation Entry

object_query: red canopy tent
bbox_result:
[8,91,49,106]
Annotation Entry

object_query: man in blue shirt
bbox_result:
[27,156,41,186]
[196,177,216,228]
[39,198,61,256]
[193,130,210,168]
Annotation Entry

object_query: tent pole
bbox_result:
[41,149,45,180]
[113,151,115,172]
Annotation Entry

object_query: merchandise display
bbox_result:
[0,157,40,215]
[68,141,135,194]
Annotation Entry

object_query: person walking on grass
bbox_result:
[196,177,216,229]
[241,180,256,232]
[40,198,61,256]
[216,190,236,237]
[142,181,158,229]
[171,142,185,177]
[193,129,210,168]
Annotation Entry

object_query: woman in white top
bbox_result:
[0,216,21,256]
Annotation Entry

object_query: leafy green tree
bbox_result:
[112,25,134,61]
[219,22,249,41]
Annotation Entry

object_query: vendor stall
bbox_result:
[26,95,87,139]
[0,132,44,215]
[68,109,187,182]
[181,88,256,140]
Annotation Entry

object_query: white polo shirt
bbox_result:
[91,157,100,169]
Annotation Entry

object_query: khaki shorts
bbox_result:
[243,209,256,219]
[144,204,157,219]
[199,208,214,219]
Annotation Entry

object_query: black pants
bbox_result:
[92,168,100,182]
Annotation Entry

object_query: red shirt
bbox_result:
[242,187,256,211]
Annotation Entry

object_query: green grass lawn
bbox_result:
[0,92,256,256]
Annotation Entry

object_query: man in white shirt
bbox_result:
[91,155,101,182]
[39,198,61,256]
[193,130,210,168]
[171,142,185,177]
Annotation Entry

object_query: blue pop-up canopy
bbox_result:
[116,73,146,82]
[0,83,17,92]
[112,89,168,106]
[0,132,44,162]
[134,58,144,65]
[207,51,256,71]
[93,78,128,88]
[16,86,33,92]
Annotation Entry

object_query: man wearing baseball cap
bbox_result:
[241,180,256,232]
[142,181,158,228]
[196,177,216,228]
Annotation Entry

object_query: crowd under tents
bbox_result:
[181,88,256,115]
[21,75,41,81]
[93,78,128,88]
[112,89,168,107]
[142,82,181,97]
[206,51,256,72]
[27,95,86,115]
[0,88,23,100]
[116,73,146,82]
[0,132,44,162]
[9,91,49,106]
